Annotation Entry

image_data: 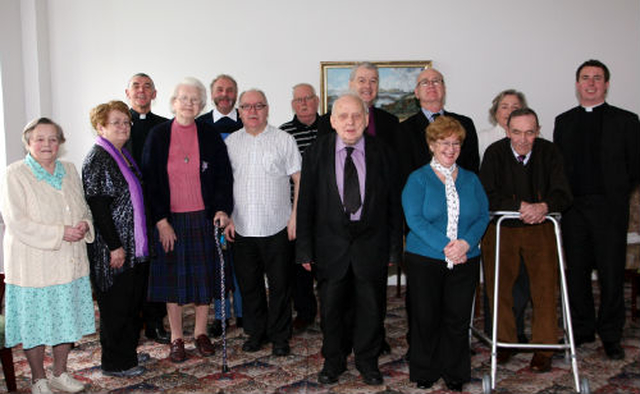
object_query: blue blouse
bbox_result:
[402,164,489,260]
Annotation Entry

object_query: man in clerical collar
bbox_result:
[197,74,243,138]
[123,72,170,345]
[554,59,640,361]
[124,73,168,165]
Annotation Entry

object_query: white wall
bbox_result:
[2,0,639,169]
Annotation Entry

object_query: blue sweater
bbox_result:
[402,164,489,260]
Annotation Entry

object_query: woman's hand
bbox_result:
[63,225,85,242]
[213,211,230,228]
[444,239,470,265]
[109,247,126,269]
[156,219,177,253]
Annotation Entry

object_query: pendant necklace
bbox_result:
[175,128,191,163]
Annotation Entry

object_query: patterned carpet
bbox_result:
[1,284,639,393]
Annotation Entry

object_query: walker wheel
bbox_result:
[482,374,492,394]
[579,377,590,394]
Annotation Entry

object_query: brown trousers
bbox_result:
[482,222,558,355]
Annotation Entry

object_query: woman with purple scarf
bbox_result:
[82,100,150,378]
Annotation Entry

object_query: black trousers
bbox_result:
[562,196,628,343]
[233,229,292,345]
[94,263,146,372]
[406,252,479,384]
[318,263,386,374]
[139,261,166,329]
[292,244,317,322]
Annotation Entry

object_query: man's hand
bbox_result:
[302,262,313,271]
[224,219,236,242]
[214,211,230,228]
[519,202,548,224]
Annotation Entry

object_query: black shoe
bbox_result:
[445,380,464,392]
[318,368,340,384]
[235,317,243,328]
[574,333,596,347]
[379,340,391,356]
[416,379,434,389]
[145,323,170,345]
[292,316,313,332]
[242,337,264,352]
[209,319,228,338]
[272,342,290,357]
[361,369,383,386]
[603,341,625,360]
[404,349,410,361]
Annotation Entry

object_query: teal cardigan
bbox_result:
[402,164,489,260]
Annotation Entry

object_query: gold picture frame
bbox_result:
[320,60,432,120]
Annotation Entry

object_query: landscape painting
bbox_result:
[320,60,432,121]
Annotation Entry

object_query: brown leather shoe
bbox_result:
[169,338,187,363]
[497,349,513,364]
[195,334,215,357]
[530,353,552,373]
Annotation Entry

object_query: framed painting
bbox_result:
[320,60,432,121]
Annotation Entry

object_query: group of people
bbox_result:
[1,58,637,394]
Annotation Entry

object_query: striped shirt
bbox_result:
[279,115,318,199]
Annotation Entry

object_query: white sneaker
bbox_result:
[31,379,53,394]
[49,372,85,393]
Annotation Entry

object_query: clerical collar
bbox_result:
[421,108,444,122]
[130,108,150,120]
[213,108,238,123]
[581,102,605,113]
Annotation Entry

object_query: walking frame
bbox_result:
[470,211,590,394]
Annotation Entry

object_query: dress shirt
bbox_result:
[213,107,238,123]
[510,145,531,165]
[335,136,366,221]
[421,108,444,122]
[225,124,302,237]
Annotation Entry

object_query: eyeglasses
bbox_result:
[108,120,131,127]
[292,95,316,104]
[239,103,267,111]
[176,96,201,105]
[436,141,461,149]
[418,78,443,87]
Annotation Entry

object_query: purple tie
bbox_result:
[517,155,526,164]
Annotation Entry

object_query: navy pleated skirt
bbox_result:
[148,210,231,305]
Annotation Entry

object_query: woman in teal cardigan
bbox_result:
[402,116,489,392]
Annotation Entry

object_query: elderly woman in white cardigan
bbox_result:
[1,118,95,394]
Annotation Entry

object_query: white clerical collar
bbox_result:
[581,102,605,113]
[213,108,237,123]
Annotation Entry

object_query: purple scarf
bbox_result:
[96,136,148,258]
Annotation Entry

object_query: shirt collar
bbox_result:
[421,108,444,122]
[581,101,605,113]
[213,108,238,123]
[335,134,365,154]
[510,144,532,165]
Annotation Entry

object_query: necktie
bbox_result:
[517,155,526,164]
[343,147,361,215]
[366,109,376,136]
[431,113,441,122]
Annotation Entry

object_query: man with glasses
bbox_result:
[397,68,479,185]
[554,59,640,360]
[480,108,572,372]
[124,73,170,345]
[224,89,302,357]
[279,83,320,333]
